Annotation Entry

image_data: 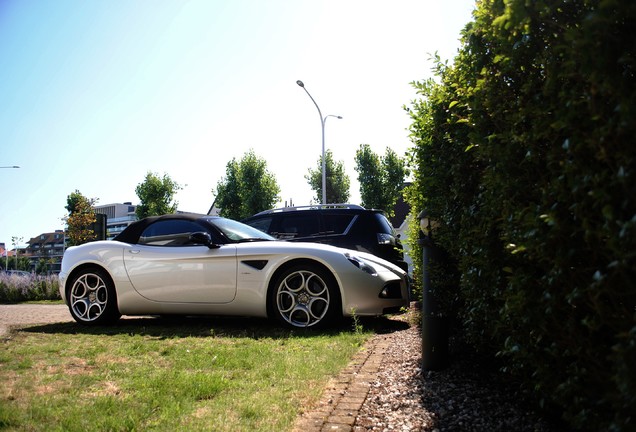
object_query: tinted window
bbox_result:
[275,213,320,239]
[203,217,274,242]
[374,213,397,234]
[322,213,356,235]
[247,216,273,234]
[139,220,205,246]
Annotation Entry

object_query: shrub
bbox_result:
[0,273,61,303]
[407,0,636,430]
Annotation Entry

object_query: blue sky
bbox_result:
[0,0,475,247]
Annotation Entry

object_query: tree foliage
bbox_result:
[354,144,408,216]
[135,172,181,219]
[305,149,350,204]
[406,1,636,430]
[214,150,280,220]
[64,190,98,246]
[3,256,30,272]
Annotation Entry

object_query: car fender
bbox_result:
[59,241,133,304]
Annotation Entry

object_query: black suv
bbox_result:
[242,204,408,272]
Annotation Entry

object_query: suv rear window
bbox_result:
[277,213,320,239]
[246,216,273,233]
[374,213,397,235]
[322,213,356,235]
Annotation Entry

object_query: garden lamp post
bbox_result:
[1,166,20,270]
[296,80,342,204]
[418,210,449,371]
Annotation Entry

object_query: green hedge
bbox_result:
[406,1,635,430]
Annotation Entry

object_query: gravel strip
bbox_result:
[354,321,558,431]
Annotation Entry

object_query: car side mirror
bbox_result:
[189,232,220,249]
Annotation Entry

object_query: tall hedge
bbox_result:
[406,0,636,430]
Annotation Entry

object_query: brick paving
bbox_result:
[292,334,391,432]
[0,304,395,432]
[0,304,72,335]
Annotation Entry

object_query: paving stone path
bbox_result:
[0,304,72,335]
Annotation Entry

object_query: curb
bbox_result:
[292,334,391,432]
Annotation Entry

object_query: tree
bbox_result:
[64,190,98,246]
[36,258,55,275]
[213,150,281,220]
[305,149,350,204]
[5,255,30,272]
[354,144,408,216]
[6,236,30,271]
[135,172,181,219]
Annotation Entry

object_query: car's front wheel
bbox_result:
[270,264,341,328]
[67,267,121,325]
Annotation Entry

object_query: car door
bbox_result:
[123,219,237,303]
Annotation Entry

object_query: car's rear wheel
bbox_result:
[67,267,121,325]
[270,264,341,328]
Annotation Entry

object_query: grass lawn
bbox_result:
[0,315,389,431]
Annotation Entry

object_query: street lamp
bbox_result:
[296,80,342,204]
[0,165,20,270]
[1,166,20,270]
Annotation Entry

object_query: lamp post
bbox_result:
[418,210,449,371]
[419,211,433,317]
[296,80,342,205]
[1,166,19,270]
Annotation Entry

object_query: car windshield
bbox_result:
[205,217,275,242]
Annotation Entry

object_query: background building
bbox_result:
[94,202,138,240]
[25,231,65,273]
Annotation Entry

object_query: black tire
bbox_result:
[269,264,341,329]
[67,267,121,325]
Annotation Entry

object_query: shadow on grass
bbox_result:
[19,314,409,340]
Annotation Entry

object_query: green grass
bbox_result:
[0,316,382,432]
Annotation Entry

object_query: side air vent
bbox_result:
[241,260,268,270]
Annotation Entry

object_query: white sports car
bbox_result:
[59,214,410,328]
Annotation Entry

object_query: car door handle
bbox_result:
[129,250,140,254]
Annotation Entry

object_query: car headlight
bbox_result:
[345,253,378,276]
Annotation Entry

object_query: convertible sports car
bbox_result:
[59,214,410,328]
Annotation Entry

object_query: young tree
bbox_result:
[11,236,23,270]
[6,255,30,272]
[36,258,55,275]
[64,190,98,246]
[354,144,408,216]
[305,149,350,204]
[214,150,281,220]
[135,172,182,219]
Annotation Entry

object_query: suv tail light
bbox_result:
[377,233,395,245]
